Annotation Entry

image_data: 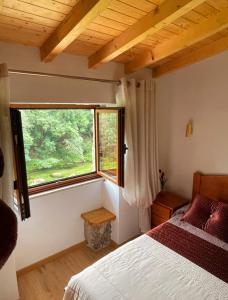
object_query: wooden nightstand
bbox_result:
[151,191,189,227]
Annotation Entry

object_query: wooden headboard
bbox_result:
[192,172,228,203]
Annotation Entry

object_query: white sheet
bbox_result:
[63,224,228,300]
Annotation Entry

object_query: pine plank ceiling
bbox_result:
[0,0,227,76]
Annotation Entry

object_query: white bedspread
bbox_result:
[63,226,228,300]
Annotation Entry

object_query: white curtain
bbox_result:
[0,63,14,208]
[116,78,160,232]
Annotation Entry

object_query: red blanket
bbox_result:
[147,222,228,283]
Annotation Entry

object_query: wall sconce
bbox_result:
[186,120,193,137]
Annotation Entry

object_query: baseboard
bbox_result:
[16,239,118,277]
[119,233,141,246]
[110,240,118,248]
[16,241,86,277]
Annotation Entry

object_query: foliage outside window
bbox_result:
[99,112,118,178]
[20,109,95,187]
[96,109,124,186]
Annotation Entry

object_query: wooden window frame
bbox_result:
[11,109,31,219]
[10,104,100,196]
[9,103,99,110]
[95,108,125,187]
[29,172,100,195]
[10,104,125,199]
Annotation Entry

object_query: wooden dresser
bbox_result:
[151,191,189,227]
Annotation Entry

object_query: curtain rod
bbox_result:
[8,69,121,85]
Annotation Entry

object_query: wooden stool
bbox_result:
[81,207,116,251]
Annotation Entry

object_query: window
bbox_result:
[96,109,124,186]
[21,109,95,187]
[10,105,125,220]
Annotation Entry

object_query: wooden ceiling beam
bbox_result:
[153,35,228,77]
[125,7,228,73]
[88,0,206,68]
[40,0,112,62]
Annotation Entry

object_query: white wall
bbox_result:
[0,41,152,104]
[16,180,103,270]
[157,51,228,198]
[0,41,124,103]
[118,193,139,243]
[101,180,120,243]
[16,179,140,270]
[102,180,140,244]
[0,254,19,300]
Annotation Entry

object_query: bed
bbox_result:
[63,172,228,300]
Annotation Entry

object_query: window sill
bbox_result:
[29,173,101,195]
[29,177,104,199]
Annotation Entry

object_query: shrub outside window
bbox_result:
[21,109,95,187]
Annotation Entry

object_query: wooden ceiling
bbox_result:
[0,0,227,76]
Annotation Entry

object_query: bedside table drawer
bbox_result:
[151,214,167,227]
[151,203,171,219]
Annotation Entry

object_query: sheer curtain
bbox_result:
[116,78,160,232]
[0,63,14,208]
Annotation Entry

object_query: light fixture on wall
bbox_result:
[186,120,193,137]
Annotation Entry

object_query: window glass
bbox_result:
[97,110,120,182]
[20,109,95,187]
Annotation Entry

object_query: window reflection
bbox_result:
[98,111,118,181]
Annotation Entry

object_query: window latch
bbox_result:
[14,180,18,190]
[123,144,128,154]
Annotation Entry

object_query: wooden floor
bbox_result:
[17,243,116,300]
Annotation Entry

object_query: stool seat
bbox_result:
[81,207,116,225]
[81,207,116,251]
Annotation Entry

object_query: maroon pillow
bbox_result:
[181,194,218,229]
[204,201,228,243]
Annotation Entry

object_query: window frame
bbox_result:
[11,109,31,220]
[10,104,100,196]
[10,104,125,198]
[95,108,125,187]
